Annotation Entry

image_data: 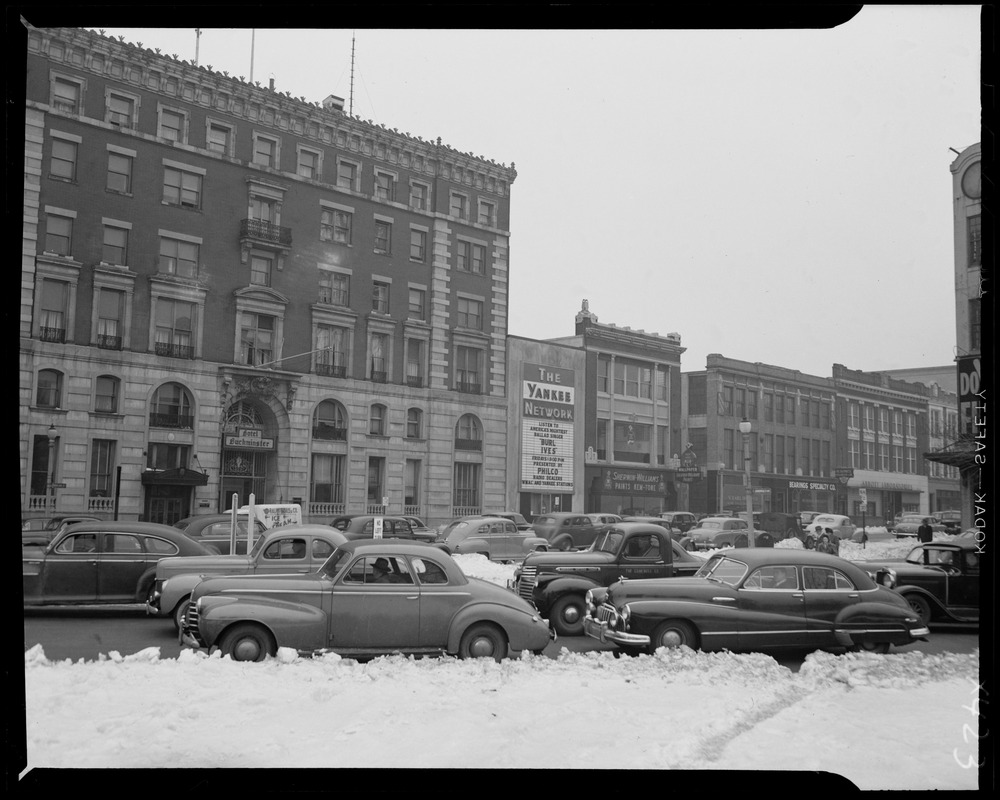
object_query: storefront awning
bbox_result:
[924,434,980,472]
[140,467,209,486]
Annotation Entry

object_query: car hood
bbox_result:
[191,572,325,601]
[522,550,615,569]
[157,554,253,580]
[605,576,717,604]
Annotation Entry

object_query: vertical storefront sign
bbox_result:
[957,356,981,435]
[520,363,575,491]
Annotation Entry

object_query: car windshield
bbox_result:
[695,555,747,586]
[901,516,924,524]
[319,548,352,579]
[697,521,722,530]
[589,530,624,554]
[533,516,555,525]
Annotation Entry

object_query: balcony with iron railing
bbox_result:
[455,438,483,452]
[452,505,481,518]
[149,412,194,429]
[240,218,293,247]
[317,362,347,379]
[370,371,387,383]
[154,342,194,359]
[39,326,66,343]
[96,334,122,351]
[455,381,481,395]
[308,501,346,518]
[312,423,348,441]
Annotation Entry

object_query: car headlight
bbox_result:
[621,604,631,626]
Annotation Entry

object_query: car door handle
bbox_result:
[406,595,418,600]
[712,596,735,603]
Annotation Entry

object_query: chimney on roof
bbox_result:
[323,94,345,112]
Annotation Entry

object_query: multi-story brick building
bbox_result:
[20,25,517,526]
[683,356,839,517]
[831,364,931,522]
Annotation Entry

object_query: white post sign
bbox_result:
[373,517,384,539]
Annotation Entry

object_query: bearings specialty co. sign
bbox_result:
[521,363,575,490]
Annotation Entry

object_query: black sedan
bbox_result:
[583,548,928,656]
[868,539,979,626]
[23,521,215,606]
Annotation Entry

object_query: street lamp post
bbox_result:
[739,417,755,548]
[46,423,58,513]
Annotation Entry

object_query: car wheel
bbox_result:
[649,619,698,652]
[804,535,816,550]
[458,623,508,661]
[757,534,775,548]
[172,595,192,632]
[905,594,932,626]
[549,594,586,637]
[555,537,573,551]
[218,623,277,663]
[854,640,890,654]
[785,527,799,541]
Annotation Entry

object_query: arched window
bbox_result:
[455,413,482,451]
[406,407,422,439]
[36,369,63,408]
[95,375,120,414]
[313,400,347,440]
[369,403,388,436]
[150,382,194,428]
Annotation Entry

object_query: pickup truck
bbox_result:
[508,521,705,636]
[146,524,347,630]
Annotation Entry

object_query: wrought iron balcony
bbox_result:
[455,437,483,452]
[456,381,481,394]
[96,334,122,350]
[154,342,194,359]
[149,412,194,429]
[39,326,66,343]
[240,218,292,247]
[317,362,347,378]
[312,424,347,441]
[371,371,387,383]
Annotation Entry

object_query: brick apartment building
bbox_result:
[19,25,517,526]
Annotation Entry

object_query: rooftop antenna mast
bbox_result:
[349,31,356,115]
[250,29,256,83]
[194,28,201,66]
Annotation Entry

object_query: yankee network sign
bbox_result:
[521,363,576,490]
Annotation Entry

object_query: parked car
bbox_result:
[583,548,929,656]
[21,515,100,548]
[799,511,823,530]
[147,524,349,629]
[936,510,963,533]
[179,540,555,662]
[331,514,441,546]
[658,511,698,533]
[438,516,548,562]
[510,522,706,636]
[529,512,610,550]
[868,539,979,626]
[757,512,807,543]
[586,512,624,527]
[481,511,534,531]
[401,515,438,537]
[681,516,775,551]
[804,514,856,547]
[891,514,948,539]
[23,521,215,607]
[173,513,268,555]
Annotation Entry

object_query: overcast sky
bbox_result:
[88,7,981,378]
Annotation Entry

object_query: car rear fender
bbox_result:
[197,596,327,652]
[445,602,540,654]
[133,567,158,602]
[457,536,491,557]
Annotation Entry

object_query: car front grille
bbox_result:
[181,602,205,646]
[516,565,537,602]
[596,603,619,624]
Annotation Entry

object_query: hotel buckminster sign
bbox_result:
[521,364,575,490]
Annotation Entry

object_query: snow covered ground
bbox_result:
[20,529,982,789]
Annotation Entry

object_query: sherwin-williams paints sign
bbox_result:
[521,363,575,490]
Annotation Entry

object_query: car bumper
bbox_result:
[583,616,650,647]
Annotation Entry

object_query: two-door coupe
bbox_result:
[147,524,349,629]
[24,521,215,606]
[438,515,549,562]
[583,548,928,656]
[179,540,555,662]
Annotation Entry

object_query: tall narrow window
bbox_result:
[456,240,471,271]
[372,281,390,314]
[39,281,67,342]
[107,152,133,193]
[151,383,193,428]
[96,288,124,350]
[311,453,346,505]
[52,77,80,112]
[36,369,63,408]
[95,375,119,413]
[369,404,387,436]
[457,297,482,330]
[337,160,357,190]
[367,457,385,508]
[90,439,116,497]
[453,463,481,510]
[158,108,185,141]
[241,313,275,366]
[102,225,128,265]
[410,228,427,261]
[408,287,425,320]
[154,299,194,358]
[969,297,981,352]
[455,346,482,394]
[50,138,78,180]
[471,243,486,274]
[297,148,320,179]
[253,135,278,167]
[409,182,428,210]
[406,339,424,387]
[406,408,422,439]
[404,459,421,510]
[374,220,391,254]
[374,171,395,202]
[44,214,73,256]
[316,325,347,377]
[969,215,981,266]
[106,93,135,128]
[207,122,232,154]
[370,332,388,382]
[250,254,273,287]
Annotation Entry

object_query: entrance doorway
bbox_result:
[144,487,189,524]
